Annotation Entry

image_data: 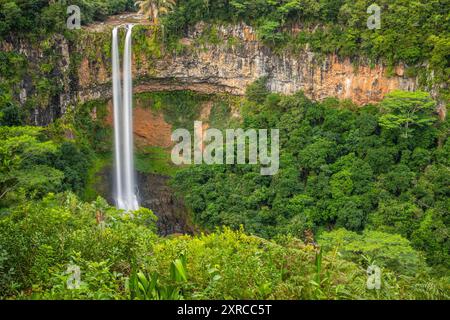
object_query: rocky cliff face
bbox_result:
[138,173,197,236]
[1,34,73,125]
[76,22,418,107]
[1,21,422,125]
[90,164,196,235]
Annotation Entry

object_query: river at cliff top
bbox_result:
[84,12,152,32]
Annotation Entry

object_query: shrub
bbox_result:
[319,229,426,276]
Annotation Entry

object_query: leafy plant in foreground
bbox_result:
[130,255,188,300]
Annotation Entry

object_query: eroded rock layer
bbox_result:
[77,23,417,107]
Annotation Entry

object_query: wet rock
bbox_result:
[92,165,195,236]
[137,173,196,236]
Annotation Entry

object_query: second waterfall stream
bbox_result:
[112,24,139,211]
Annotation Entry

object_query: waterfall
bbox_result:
[112,25,139,211]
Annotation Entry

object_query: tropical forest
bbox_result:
[0,0,449,302]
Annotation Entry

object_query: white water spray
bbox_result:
[112,25,139,211]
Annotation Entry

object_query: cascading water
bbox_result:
[112,25,139,211]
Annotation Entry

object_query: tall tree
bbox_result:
[378,91,437,139]
[135,0,176,24]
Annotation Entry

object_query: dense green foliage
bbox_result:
[0,193,157,299]
[163,0,449,96]
[0,97,109,208]
[1,0,449,300]
[1,193,448,299]
[135,91,207,130]
[0,0,136,38]
[0,126,92,204]
[0,51,26,125]
[319,229,426,276]
[165,0,449,65]
[1,87,448,299]
[173,82,449,274]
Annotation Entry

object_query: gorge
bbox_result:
[1,16,437,127]
[0,14,445,235]
[1,1,449,301]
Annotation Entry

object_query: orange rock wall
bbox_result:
[77,23,418,106]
